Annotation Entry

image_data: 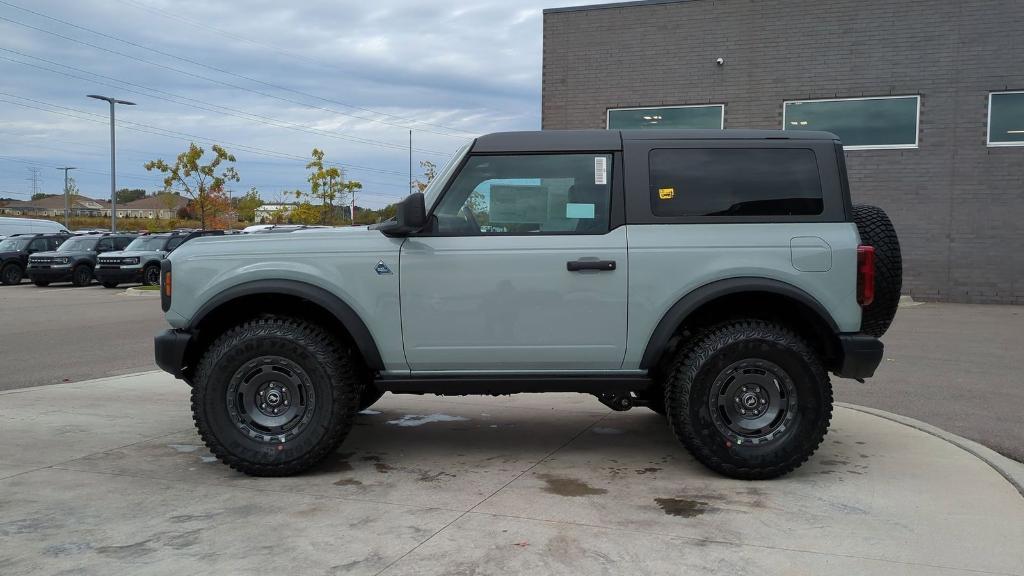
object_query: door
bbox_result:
[400,152,628,372]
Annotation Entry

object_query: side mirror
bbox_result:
[377,193,427,236]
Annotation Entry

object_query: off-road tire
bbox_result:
[102,282,119,289]
[192,316,362,476]
[664,320,833,480]
[33,280,50,287]
[358,388,385,412]
[142,264,161,286]
[852,204,902,337]
[1,263,23,285]
[71,265,93,287]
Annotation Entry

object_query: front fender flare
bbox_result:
[189,279,384,371]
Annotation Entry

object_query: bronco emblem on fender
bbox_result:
[374,260,392,275]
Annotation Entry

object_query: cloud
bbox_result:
[0,0,587,208]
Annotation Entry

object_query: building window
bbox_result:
[649,148,823,217]
[607,105,724,130]
[988,92,1024,146]
[783,96,919,149]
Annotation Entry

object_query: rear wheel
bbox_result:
[1,263,23,285]
[192,316,362,476]
[71,265,93,287]
[852,204,902,337]
[142,264,160,286]
[664,320,832,480]
[33,280,50,287]
[358,388,385,412]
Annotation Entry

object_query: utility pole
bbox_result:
[56,167,76,227]
[409,130,413,196]
[87,94,136,232]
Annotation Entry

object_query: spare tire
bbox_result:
[852,205,902,337]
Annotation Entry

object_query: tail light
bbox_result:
[857,245,875,306]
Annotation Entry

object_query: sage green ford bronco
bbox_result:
[155,129,901,480]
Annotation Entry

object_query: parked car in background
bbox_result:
[0,233,70,285]
[94,230,224,288]
[0,217,70,240]
[26,232,136,287]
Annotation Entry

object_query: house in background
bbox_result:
[0,193,188,220]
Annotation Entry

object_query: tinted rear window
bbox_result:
[649,148,823,217]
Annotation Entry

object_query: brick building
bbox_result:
[542,0,1024,303]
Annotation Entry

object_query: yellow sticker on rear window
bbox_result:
[658,187,675,199]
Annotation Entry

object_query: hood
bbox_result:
[99,250,162,259]
[28,250,63,259]
[168,226,392,262]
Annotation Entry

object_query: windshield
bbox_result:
[125,236,169,251]
[0,237,29,251]
[423,143,471,210]
[57,237,99,252]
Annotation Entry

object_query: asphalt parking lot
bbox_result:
[0,283,1021,462]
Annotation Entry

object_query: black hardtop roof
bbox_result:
[472,129,840,153]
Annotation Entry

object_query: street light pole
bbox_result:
[87,94,135,232]
[56,167,76,227]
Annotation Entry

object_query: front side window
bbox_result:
[988,92,1024,146]
[28,238,47,252]
[432,154,613,235]
[608,105,724,130]
[649,148,823,217]
[783,96,919,149]
[96,238,114,252]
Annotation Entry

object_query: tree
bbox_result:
[236,187,263,223]
[155,191,181,220]
[66,177,80,197]
[31,192,47,201]
[283,190,321,225]
[145,143,240,229]
[301,149,346,224]
[203,185,234,229]
[116,188,147,204]
[413,160,437,193]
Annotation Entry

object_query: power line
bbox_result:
[0,49,451,157]
[0,92,410,177]
[25,166,41,195]
[0,3,476,139]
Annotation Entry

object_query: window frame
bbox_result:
[987,91,1024,147]
[782,95,921,150]
[606,104,725,130]
[623,139,848,225]
[420,151,625,237]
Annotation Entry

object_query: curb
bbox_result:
[123,287,160,296]
[838,402,1024,498]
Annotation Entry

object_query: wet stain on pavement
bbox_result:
[333,478,363,486]
[536,474,607,497]
[635,467,661,475]
[374,462,394,473]
[417,471,456,483]
[95,540,156,559]
[655,497,710,518]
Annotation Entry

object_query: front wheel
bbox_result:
[71,265,93,287]
[142,264,161,286]
[192,316,362,476]
[664,320,832,480]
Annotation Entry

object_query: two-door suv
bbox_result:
[155,130,901,479]
[27,232,136,287]
[94,230,224,288]
[0,232,70,285]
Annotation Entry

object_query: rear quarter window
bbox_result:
[649,148,823,217]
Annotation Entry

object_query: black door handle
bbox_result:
[567,259,616,272]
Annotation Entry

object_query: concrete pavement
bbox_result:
[1,372,1022,575]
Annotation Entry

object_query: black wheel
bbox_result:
[192,316,363,476]
[852,204,902,337]
[1,263,23,285]
[71,265,93,287]
[664,320,832,480]
[358,387,385,412]
[142,264,160,286]
[102,282,119,289]
[33,280,50,287]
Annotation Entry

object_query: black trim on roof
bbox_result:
[471,130,838,153]
[544,0,695,15]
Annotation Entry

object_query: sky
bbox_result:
[0,0,591,208]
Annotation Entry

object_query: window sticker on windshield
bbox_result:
[658,187,675,200]
[594,156,607,185]
[565,203,595,219]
